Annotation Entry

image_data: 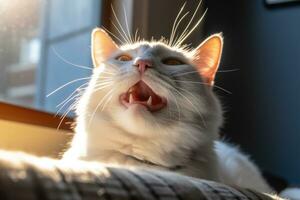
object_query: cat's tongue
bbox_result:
[120,81,167,112]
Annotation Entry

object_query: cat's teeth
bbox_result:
[129,94,134,103]
[147,96,152,106]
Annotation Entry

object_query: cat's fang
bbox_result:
[129,93,134,103]
[147,96,152,106]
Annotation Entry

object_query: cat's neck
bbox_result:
[77,115,217,168]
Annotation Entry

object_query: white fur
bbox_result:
[280,188,300,200]
[215,141,272,193]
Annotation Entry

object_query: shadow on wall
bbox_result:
[203,0,300,184]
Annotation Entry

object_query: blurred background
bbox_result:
[0,0,299,185]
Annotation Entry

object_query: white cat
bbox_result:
[63,28,275,194]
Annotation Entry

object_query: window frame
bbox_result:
[0,101,73,131]
[0,0,136,131]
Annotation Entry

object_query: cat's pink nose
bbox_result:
[134,59,153,75]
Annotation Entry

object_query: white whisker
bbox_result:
[56,81,112,115]
[88,88,115,127]
[175,8,207,47]
[174,80,232,94]
[47,77,91,97]
[169,91,182,121]
[102,26,124,44]
[55,79,110,116]
[134,28,139,43]
[52,47,93,70]
[57,99,78,130]
[111,5,132,44]
[169,2,187,46]
[172,68,240,78]
[56,93,81,116]
[174,0,203,46]
[111,21,131,44]
[218,69,240,73]
[170,11,190,46]
[123,5,133,43]
[170,86,206,126]
[56,82,89,109]
[93,83,114,91]
[101,92,114,112]
[177,86,207,127]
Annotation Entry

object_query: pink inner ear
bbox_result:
[193,34,223,85]
[92,28,119,67]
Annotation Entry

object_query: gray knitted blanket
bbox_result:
[0,150,281,200]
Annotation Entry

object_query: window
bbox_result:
[0,0,102,115]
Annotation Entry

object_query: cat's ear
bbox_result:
[193,33,223,85]
[91,28,119,67]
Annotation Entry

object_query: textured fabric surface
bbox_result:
[0,151,281,200]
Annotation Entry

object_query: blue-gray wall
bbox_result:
[37,0,102,114]
[204,0,300,184]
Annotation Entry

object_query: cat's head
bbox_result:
[78,28,223,140]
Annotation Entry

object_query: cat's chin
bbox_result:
[124,104,149,114]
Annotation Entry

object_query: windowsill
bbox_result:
[0,119,73,158]
[0,101,74,131]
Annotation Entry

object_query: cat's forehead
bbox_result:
[120,41,191,57]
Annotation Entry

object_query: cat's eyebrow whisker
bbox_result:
[134,28,139,43]
[169,2,187,46]
[111,5,132,44]
[174,0,207,47]
[52,47,93,70]
[175,8,207,47]
[123,6,133,44]
[170,11,190,47]
[111,21,131,44]
[103,27,124,44]
[174,80,232,94]
[47,77,91,97]
[176,0,203,45]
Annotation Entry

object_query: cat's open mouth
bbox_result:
[120,81,167,112]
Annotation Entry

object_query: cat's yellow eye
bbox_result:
[162,58,185,65]
[116,54,132,62]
